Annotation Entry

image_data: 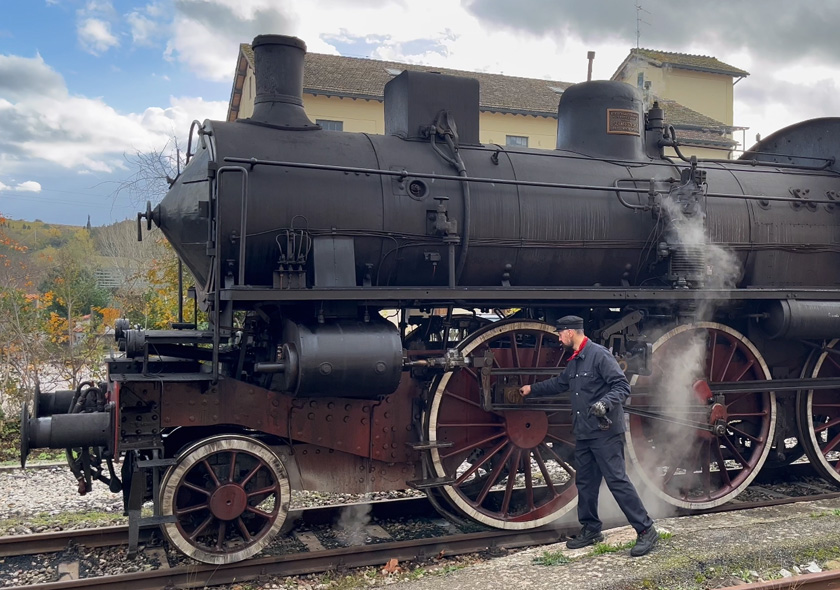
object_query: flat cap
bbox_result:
[555,315,584,330]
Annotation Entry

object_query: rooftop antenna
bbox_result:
[635,2,650,48]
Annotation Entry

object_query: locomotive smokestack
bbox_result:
[247,34,316,129]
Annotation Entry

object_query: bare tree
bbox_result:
[108,136,186,208]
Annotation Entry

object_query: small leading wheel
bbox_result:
[427,319,578,529]
[160,435,290,564]
[627,322,776,509]
[797,338,840,485]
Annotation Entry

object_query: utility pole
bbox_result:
[636,3,650,48]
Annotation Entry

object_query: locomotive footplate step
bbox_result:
[407,477,456,490]
[407,441,454,451]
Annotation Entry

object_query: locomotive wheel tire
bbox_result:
[797,338,840,485]
[427,319,578,529]
[626,322,776,509]
[160,434,291,564]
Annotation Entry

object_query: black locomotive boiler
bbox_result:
[21,34,840,564]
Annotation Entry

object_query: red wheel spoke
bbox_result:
[718,342,737,382]
[731,359,756,382]
[545,432,576,448]
[240,463,263,487]
[228,451,238,482]
[182,481,212,495]
[463,367,481,382]
[701,442,712,500]
[714,443,731,486]
[510,333,521,368]
[727,424,763,444]
[531,334,545,385]
[442,389,484,410]
[245,506,273,520]
[827,354,840,372]
[539,443,575,475]
[821,431,840,455]
[440,432,505,460]
[475,444,514,505]
[500,449,521,516]
[175,502,209,516]
[523,451,535,510]
[247,485,278,498]
[814,417,840,434]
[236,517,253,541]
[454,438,509,485]
[201,460,221,487]
[721,434,749,468]
[189,514,214,540]
[533,447,557,495]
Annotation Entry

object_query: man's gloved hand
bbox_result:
[589,401,608,417]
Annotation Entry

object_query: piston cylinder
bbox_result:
[760,300,840,340]
[278,320,403,398]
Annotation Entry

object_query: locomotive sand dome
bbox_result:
[21,33,840,564]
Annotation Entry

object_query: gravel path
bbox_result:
[0,465,125,534]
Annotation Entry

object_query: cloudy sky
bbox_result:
[1,0,838,226]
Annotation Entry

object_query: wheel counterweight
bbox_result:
[160,435,291,564]
[627,322,776,509]
[426,320,578,529]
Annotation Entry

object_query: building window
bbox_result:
[316,119,343,131]
[506,135,528,148]
[637,72,645,88]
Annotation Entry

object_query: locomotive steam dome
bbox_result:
[556,80,647,160]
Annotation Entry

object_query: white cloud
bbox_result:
[0,180,40,192]
[0,54,227,175]
[126,12,156,46]
[78,18,120,55]
[15,181,41,192]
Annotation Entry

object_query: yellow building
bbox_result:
[228,44,747,158]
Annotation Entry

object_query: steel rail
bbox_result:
[4,526,569,590]
[0,496,434,558]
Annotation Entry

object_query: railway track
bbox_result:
[2,464,840,590]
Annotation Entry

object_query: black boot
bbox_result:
[630,526,658,557]
[566,527,604,549]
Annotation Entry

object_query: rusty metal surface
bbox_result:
[158,376,421,465]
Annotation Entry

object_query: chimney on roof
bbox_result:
[587,51,595,81]
[245,34,316,130]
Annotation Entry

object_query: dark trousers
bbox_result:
[575,433,653,534]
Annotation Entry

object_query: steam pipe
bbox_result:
[224,156,840,205]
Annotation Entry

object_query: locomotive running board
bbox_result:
[219,286,840,303]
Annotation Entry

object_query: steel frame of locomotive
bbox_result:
[20,34,840,565]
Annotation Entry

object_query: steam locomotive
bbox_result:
[20,34,840,564]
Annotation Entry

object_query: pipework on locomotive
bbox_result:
[20,34,840,564]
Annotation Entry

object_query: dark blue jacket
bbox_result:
[529,340,630,439]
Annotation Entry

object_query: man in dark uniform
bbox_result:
[519,315,658,557]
